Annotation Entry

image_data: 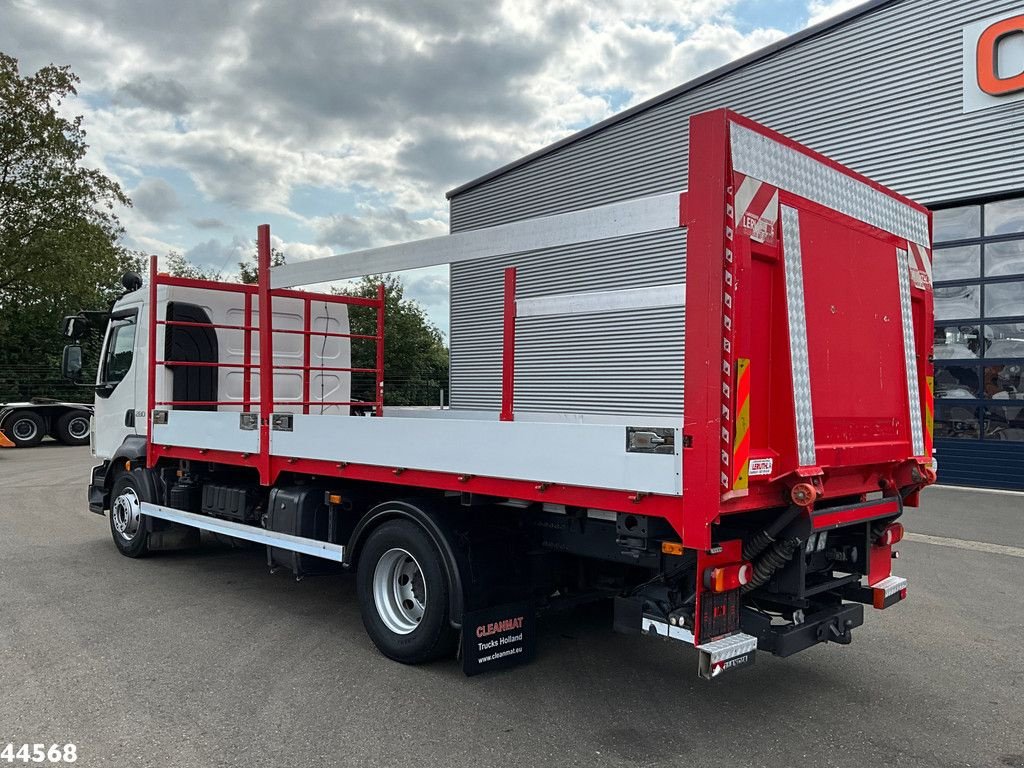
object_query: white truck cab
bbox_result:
[91,293,147,460]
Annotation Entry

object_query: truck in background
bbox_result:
[60,110,935,678]
[0,399,93,448]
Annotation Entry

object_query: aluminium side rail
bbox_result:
[270,191,688,288]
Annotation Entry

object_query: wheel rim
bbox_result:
[12,418,38,442]
[112,487,142,542]
[372,547,427,635]
[67,416,90,439]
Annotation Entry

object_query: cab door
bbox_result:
[92,304,142,459]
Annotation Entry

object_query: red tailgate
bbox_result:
[680,109,934,548]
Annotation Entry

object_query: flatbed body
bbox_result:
[71,109,935,677]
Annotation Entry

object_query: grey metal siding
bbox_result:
[448,0,1024,413]
[450,229,686,414]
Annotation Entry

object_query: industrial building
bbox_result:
[446,0,1024,490]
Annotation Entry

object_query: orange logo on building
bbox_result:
[976,14,1024,96]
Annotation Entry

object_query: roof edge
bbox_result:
[445,0,898,200]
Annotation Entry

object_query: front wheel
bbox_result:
[356,519,457,664]
[109,471,152,558]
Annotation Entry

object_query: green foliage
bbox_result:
[336,274,448,407]
[161,244,284,283]
[164,251,220,281]
[0,49,449,407]
[238,246,285,284]
[0,52,136,403]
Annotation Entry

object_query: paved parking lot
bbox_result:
[1,444,1022,768]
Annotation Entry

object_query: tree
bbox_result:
[164,251,220,281]
[337,275,448,407]
[162,243,283,283]
[0,52,136,403]
[238,246,285,284]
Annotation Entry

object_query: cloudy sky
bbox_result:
[2,0,862,335]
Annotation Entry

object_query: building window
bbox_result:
[932,194,1024,444]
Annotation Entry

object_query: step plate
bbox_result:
[697,632,758,679]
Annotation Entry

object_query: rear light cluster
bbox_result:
[877,522,905,547]
[704,562,753,593]
[871,575,909,609]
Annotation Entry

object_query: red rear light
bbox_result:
[877,522,905,547]
[704,562,753,593]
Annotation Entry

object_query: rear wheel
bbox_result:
[7,410,44,447]
[109,471,152,558]
[55,411,90,446]
[356,519,457,664]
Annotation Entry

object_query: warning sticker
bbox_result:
[748,457,773,477]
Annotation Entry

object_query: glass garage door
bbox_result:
[932,196,1024,490]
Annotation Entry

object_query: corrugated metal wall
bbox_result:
[449,0,1024,413]
[450,229,686,414]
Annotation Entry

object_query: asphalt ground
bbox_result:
[1,444,1022,768]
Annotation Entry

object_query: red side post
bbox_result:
[375,283,385,417]
[257,224,273,484]
[500,266,517,422]
[242,292,252,412]
[147,254,158,468]
[680,109,732,550]
[302,297,311,415]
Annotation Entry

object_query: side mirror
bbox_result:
[62,345,84,383]
[61,314,88,340]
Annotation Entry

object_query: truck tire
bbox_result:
[55,411,91,446]
[7,410,45,447]
[109,471,152,558]
[356,519,458,664]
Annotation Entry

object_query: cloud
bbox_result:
[183,236,251,274]
[129,177,181,223]
[190,217,226,230]
[116,74,192,114]
[315,206,447,252]
[806,0,865,26]
[0,0,803,332]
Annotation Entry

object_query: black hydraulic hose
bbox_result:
[742,504,804,562]
[741,537,801,593]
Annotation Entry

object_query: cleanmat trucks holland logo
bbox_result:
[964,11,1024,112]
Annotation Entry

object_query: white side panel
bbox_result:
[151,410,259,453]
[271,414,682,495]
[158,287,350,414]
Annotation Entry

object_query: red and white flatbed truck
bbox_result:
[62,110,935,678]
